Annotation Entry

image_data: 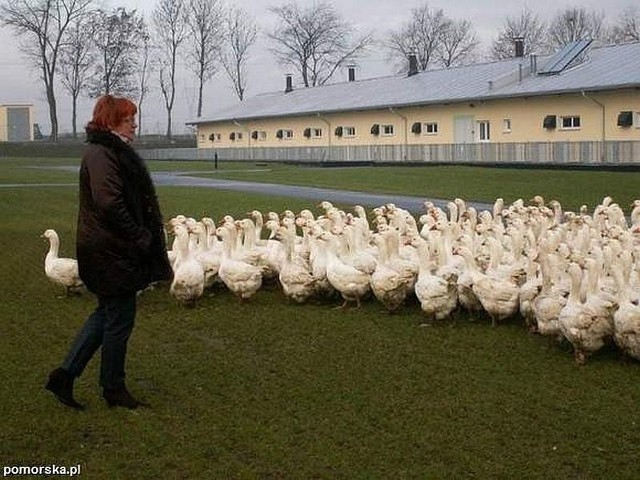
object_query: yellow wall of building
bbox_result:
[195,89,640,149]
[0,106,8,142]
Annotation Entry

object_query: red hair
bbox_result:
[87,95,137,131]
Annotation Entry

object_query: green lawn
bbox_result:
[2,157,640,478]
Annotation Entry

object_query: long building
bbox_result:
[186,40,640,164]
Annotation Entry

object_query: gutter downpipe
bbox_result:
[232,119,251,161]
[581,91,606,163]
[317,113,331,163]
[389,107,408,161]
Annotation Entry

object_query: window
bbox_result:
[200,134,205,141]
[478,120,490,141]
[636,112,640,129]
[561,115,580,129]
[423,122,438,135]
[237,132,243,140]
[283,129,294,139]
[209,133,221,142]
[543,115,556,129]
[502,118,511,133]
[258,131,267,141]
[381,124,394,136]
[305,127,322,138]
[343,126,356,137]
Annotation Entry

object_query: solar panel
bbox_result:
[537,39,593,75]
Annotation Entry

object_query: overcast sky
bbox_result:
[0,0,636,136]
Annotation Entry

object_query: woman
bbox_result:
[45,95,172,410]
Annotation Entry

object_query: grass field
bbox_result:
[2,157,640,479]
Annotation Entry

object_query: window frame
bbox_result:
[423,122,439,135]
[502,118,512,133]
[282,129,294,140]
[477,120,490,142]
[342,126,356,138]
[560,115,581,130]
[381,124,395,136]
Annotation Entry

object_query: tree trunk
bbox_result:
[71,94,78,138]
[166,109,172,138]
[197,74,204,117]
[46,83,59,141]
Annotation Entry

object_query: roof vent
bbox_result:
[284,74,293,93]
[407,52,419,77]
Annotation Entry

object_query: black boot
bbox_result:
[103,387,148,409]
[45,368,85,410]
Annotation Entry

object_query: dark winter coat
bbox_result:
[76,129,173,296]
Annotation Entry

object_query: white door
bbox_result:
[453,115,475,162]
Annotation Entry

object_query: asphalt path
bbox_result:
[21,166,494,214]
[152,171,494,214]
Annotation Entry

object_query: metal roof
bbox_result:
[189,41,640,125]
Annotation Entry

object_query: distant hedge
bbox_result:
[0,135,196,158]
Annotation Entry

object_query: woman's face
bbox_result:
[113,114,137,141]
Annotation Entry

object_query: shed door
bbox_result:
[7,107,30,141]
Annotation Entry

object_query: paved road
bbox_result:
[152,171,494,214]
[20,166,494,214]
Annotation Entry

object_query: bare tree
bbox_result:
[153,0,189,138]
[436,18,478,68]
[186,0,224,117]
[221,6,257,101]
[268,1,373,87]
[0,0,96,140]
[548,7,605,49]
[136,26,152,135]
[608,6,640,43]
[386,3,448,73]
[58,17,94,138]
[87,8,146,98]
[490,7,548,60]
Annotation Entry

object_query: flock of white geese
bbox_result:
[43,195,640,365]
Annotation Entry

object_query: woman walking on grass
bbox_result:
[45,94,172,410]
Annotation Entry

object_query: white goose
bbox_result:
[216,225,264,301]
[559,262,614,364]
[275,227,316,303]
[413,237,457,322]
[457,245,520,327]
[370,230,413,313]
[611,260,640,361]
[42,229,84,296]
[169,225,205,307]
[317,230,371,308]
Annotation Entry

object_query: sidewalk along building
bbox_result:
[187,40,640,165]
[0,104,35,142]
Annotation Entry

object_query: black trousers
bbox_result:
[61,292,137,390]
